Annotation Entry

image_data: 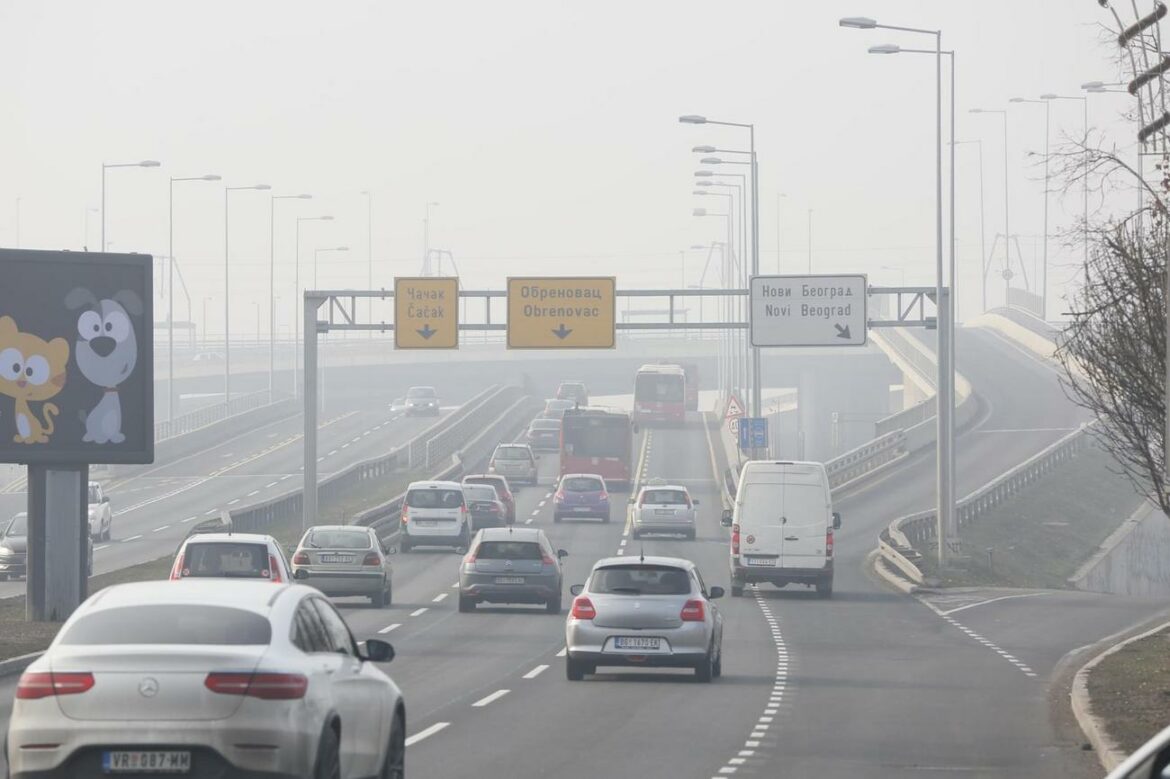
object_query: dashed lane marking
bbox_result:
[472,689,510,707]
[265,482,279,489]
[181,516,197,523]
[246,490,260,497]
[936,612,1037,677]
[556,647,567,658]
[523,665,549,679]
[227,499,240,506]
[152,526,169,533]
[404,722,449,747]
[94,545,109,551]
[123,535,143,542]
[525,518,533,524]
[410,608,428,617]
[378,624,401,634]
[432,593,448,603]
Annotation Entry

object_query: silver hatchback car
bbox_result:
[565,555,724,682]
[290,525,393,607]
[489,443,539,486]
[459,527,567,613]
[631,484,699,540]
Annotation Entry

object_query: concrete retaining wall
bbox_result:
[1071,500,1170,597]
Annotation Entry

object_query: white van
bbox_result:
[719,460,841,598]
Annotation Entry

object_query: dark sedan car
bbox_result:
[0,512,92,580]
[526,418,562,451]
[553,474,611,523]
[463,483,509,529]
[458,527,567,613]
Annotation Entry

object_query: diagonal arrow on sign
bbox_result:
[834,323,851,340]
[416,324,437,340]
[551,324,573,340]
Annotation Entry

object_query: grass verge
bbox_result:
[1087,625,1170,755]
[916,439,1145,589]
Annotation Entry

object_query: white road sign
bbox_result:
[750,274,867,347]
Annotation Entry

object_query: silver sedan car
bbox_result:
[290,525,393,607]
[631,484,699,540]
[565,555,724,682]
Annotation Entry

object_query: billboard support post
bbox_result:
[303,292,324,532]
[26,464,88,621]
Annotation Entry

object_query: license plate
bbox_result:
[414,520,437,527]
[494,576,525,585]
[615,636,662,650]
[103,751,191,774]
[319,554,353,564]
[573,506,591,512]
[745,557,775,567]
[654,509,674,515]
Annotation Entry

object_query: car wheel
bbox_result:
[314,724,341,779]
[694,650,715,683]
[566,657,586,681]
[602,513,610,524]
[713,645,723,678]
[372,584,388,608]
[730,583,744,598]
[458,594,476,613]
[816,575,833,598]
[400,539,411,553]
[381,709,405,779]
[546,593,562,615]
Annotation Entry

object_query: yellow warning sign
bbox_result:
[506,277,616,349]
[394,277,459,349]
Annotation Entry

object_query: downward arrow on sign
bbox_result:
[834,324,852,340]
[551,324,573,340]
[416,324,437,340]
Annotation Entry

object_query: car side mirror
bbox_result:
[570,584,584,596]
[359,639,395,663]
[102,496,110,504]
[708,586,725,600]
[692,499,700,506]
[557,549,569,559]
[293,568,309,580]
[833,511,842,530]
[720,509,734,528]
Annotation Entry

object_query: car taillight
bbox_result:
[554,490,565,502]
[680,599,706,622]
[292,551,309,565]
[205,672,308,700]
[169,552,185,580]
[463,546,478,564]
[826,528,834,557]
[362,552,381,566]
[541,553,556,565]
[731,523,740,556]
[401,506,410,524]
[16,671,95,699]
[570,596,596,620]
[268,555,283,582]
[599,491,609,501]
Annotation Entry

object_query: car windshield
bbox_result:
[60,605,271,645]
[563,477,603,492]
[407,488,464,508]
[407,387,437,398]
[589,565,692,596]
[181,542,271,578]
[643,489,689,505]
[5,514,27,537]
[475,541,543,560]
[494,447,530,460]
[306,529,370,550]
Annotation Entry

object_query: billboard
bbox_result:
[0,249,153,465]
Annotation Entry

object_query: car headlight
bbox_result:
[0,546,12,557]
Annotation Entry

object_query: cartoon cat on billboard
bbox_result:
[66,288,142,445]
[0,316,69,444]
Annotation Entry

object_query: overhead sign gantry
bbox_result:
[394,277,459,349]
[505,276,616,349]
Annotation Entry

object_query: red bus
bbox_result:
[561,407,634,488]
[633,364,687,426]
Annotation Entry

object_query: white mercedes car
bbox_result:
[5,580,405,779]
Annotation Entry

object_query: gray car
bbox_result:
[0,512,92,581]
[565,555,724,682]
[489,443,539,486]
[458,527,567,614]
[290,525,394,607]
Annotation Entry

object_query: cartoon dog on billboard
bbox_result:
[0,316,69,444]
[66,288,142,445]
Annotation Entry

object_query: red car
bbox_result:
[462,474,516,524]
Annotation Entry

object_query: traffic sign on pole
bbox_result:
[506,277,616,349]
[750,274,867,347]
[724,394,744,421]
[395,277,459,349]
[738,417,767,451]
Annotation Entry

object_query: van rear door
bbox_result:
[778,481,829,570]
[736,480,785,565]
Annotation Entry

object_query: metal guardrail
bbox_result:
[877,423,1093,585]
[155,389,288,441]
[825,430,908,490]
[226,384,521,534]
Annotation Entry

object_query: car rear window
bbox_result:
[563,477,603,492]
[182,542,270,578]
[643,489,689,505]
[464,477,506,494]
[60,605,272,646]
[495,447,530,460]
[531,420,561,431]
[475,541,543,560]
[306,529,371,550]
[463,485,497,502]
[5,514,27,537]
[406,488,464,508]
[590,565,691,595]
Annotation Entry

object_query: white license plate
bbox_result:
[103,751,191,774]
[494,576,525,585]
[745,557,775,567]
[573,506,591,512]
[319,554,353,564]
[615,636,662,650]
[654,509,675,515]
[414,520,437,527]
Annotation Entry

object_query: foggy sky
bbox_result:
[0,1,1137,334]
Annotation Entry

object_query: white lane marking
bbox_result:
[432,593,448,603]
[328,449,339,456]
[934,591,1049,617]
[410,608,428,617]
[221,452,234,458]
[378,624,401,634]
[152,526,169,533]
[123,534,143,542]
[451,582,459,589]
[181,516,197,523]
[317,457,325,463]
[616,548,625,555]
[523,664,549,679]
[937,612,1038,677]
[227,499,240,506]
[525,518,533,524]
[619,539,627,547]
[247,490,260,497]
[404,722,449,747]
[538,500,546,507]
[472,689,510,707]
[265,482,278,489]
[530,509,540,516]
[280,474,293,481]
[205,509,218,516]
[351,437,361,443]
[341,443,350,450]
[556,647,567,658]
[94,544,109,551]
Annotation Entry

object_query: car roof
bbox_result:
[478,526,543,542]
[83,580,306,614]
[408,385,436,390]
[591,555,695,571]
[496,442,531,449]
[463,483,497,493]
[182,533,279,545]
[463,473,504,482]
[638,484,689,493]
[408,480,464,489]
[306,525,371,533]
[563,473,605,480]
[559,380,585,387]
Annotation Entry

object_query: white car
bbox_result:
[400,480,472,552]
[169,532,293,583]
[87,481,111,541]
[632,483,698,540]
[5,580,405,778]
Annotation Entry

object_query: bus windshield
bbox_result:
[563,416,628,458]
[635,372,685,403]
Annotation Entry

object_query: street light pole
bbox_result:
[361,191,373,336]
[971,108,1011,301]
[168,173,221,422]
[100,160,161,255]
[270,194,312,397]
[294,216,334,398]
[1010,97,1051,317]
[954,140,988,312]
[224,184,271,405]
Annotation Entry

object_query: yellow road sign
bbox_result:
[394,277,459,349]
[506,277,616,349]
